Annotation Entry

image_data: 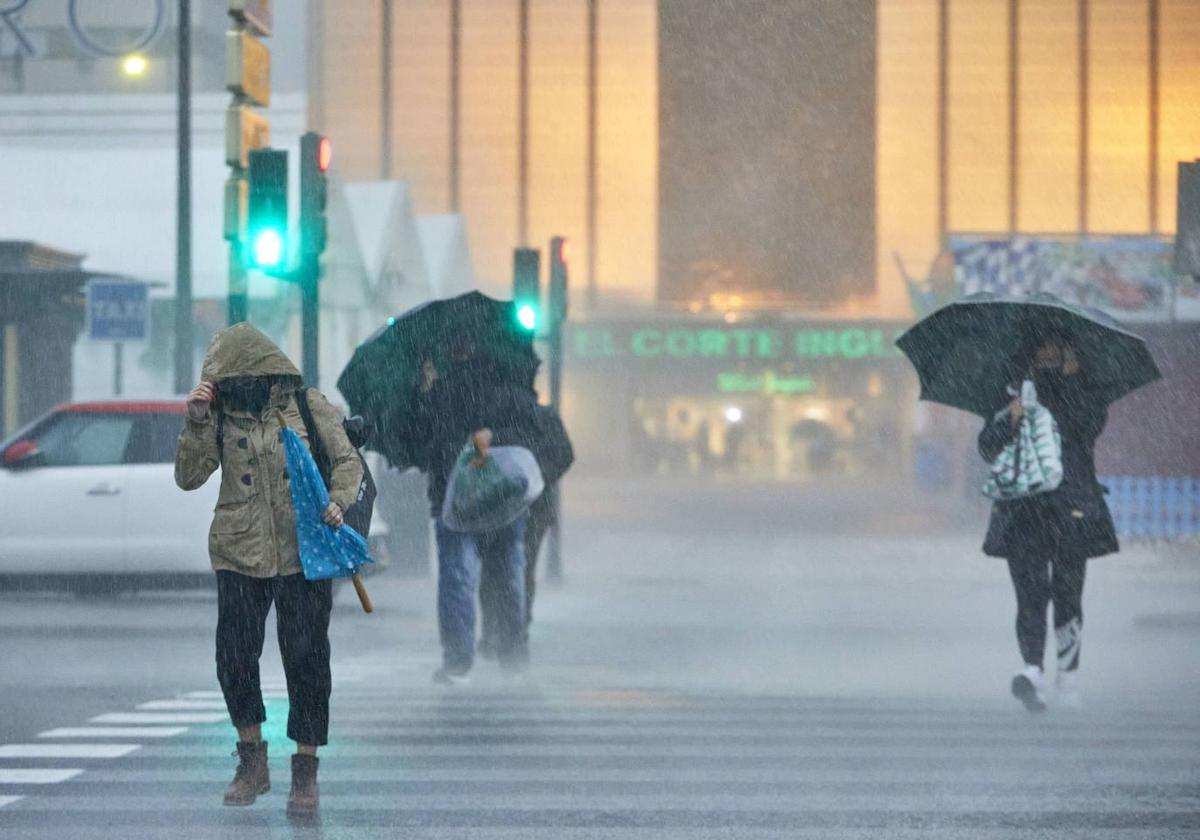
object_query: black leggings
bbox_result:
[1006,549,1086,671]
[216,571,333,746]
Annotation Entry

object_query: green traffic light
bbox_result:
[251,228,285,269]
[516,304,538,332]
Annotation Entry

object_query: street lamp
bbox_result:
[122,54,148,76]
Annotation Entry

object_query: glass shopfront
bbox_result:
[561,318,918,482]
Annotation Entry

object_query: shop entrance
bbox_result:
[629,390,903,481]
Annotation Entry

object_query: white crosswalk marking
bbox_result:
[0,795,24,808]
[136,700,228,711]
[0,744,141,759]
[90,712,227,725]
[3,682,1199,837]
[38,727,188,739]
[0,768,83,784]
[183,690,286,701]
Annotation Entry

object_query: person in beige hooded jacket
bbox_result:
[175,323,362,814]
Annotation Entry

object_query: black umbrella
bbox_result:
[896,291,1161,418]
[337,291,540,468]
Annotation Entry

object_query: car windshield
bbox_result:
[28,413,135,467]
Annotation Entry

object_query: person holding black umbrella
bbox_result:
[407,340,554,683]
[338,293,553,683]
[978,335,1118,712]
[897,291,1161,713]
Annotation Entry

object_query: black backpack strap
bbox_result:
[215,409,224,454]
[294,388,332,487]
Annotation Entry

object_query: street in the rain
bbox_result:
[2,479,1199,839]
[5,1,1200,839]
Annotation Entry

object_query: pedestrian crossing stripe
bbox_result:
[90,712,227,725]
[0,744,141,759]
[0,769,83,784]
[0,795,23,809]
[183,690,287,701]
[38,728,188,739]
[136,700,229,711]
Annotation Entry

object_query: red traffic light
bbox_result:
[555,238,570,265]
[317,137,332,173]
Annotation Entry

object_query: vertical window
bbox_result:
[1017,0,1080,232]
[1157,0,1200,233]
[947,0,1010,233]
[1088,0,1150,233]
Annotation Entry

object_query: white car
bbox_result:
[0,400,217,591]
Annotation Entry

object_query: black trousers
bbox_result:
[215,571,333,746]
[1006,547,1087,672]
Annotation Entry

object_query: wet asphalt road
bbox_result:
[1,476,1198,839]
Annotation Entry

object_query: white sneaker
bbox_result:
[1011,665,1047,713]
[432,667,471,687]
[1055,670,1082,709]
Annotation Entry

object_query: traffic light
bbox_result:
[549,236,569,328]
[1175,160,1200,279]
[512,247,541,333]
[300,132,331,258]
[246,148,288,270]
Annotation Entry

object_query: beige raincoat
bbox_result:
[174,323,363,578]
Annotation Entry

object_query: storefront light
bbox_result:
[724,406,744,424]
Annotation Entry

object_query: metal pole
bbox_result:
[173,0,194,392]
[301,255,319,387]
[228,245,248,324]
[545,321,564,583]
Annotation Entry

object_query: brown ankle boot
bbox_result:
[223,740,270,806]
[287,754,320,814]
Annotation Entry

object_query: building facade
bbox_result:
[310,0,1200,318]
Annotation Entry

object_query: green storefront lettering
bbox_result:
[631,329,661,356]
[572,325,904,362]
[717,370,817,395]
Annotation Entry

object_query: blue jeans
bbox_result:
[436,514,528,672]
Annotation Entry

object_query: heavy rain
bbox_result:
[1,2,1199,839]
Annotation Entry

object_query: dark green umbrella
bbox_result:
[337,291,540,468]
[896,291,1161,418]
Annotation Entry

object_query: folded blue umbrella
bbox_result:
[278,417,374,612]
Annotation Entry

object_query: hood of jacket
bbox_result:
[200,322,300,382]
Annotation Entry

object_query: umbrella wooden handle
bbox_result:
[274,409,289,431]
[351,573,373,613]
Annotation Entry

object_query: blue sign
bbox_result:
[87,281,148,341]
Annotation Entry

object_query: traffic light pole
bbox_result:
[173,0,194,391]
[544,236,568,584]
[544,319,564,583]
[227,246,248,324]
[300,253,320,387]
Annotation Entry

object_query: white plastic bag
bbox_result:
[441,443,545,533]
[983,380,1063,501]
